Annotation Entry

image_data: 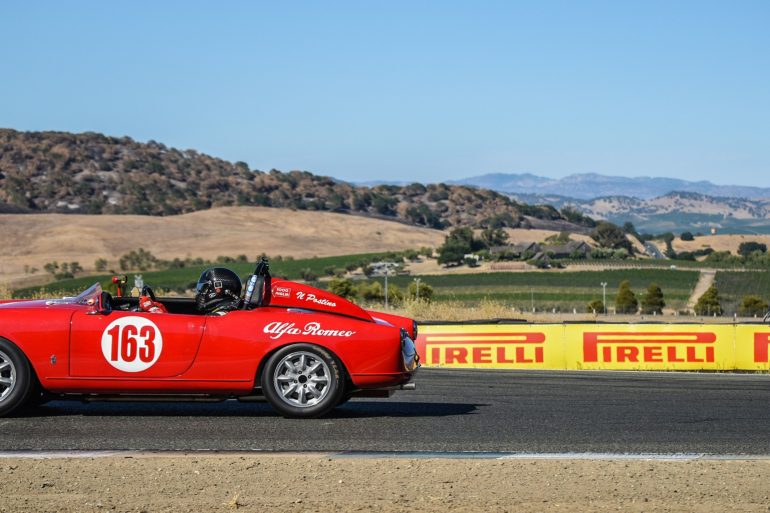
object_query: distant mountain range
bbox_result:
[451,173,770,201]
[560,191,770,235]
[450,173,770,235]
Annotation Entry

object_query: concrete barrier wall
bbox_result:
[415,324,770,371]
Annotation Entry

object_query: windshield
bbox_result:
[44,282,103,306]
[75,282,103,305]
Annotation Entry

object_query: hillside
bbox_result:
[0,206,447,289]
[0,129,583,230]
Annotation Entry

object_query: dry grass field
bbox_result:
[0,209,606,289]
[0,207,446,288]
[669,234,770,255]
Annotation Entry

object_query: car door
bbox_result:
[69,310,206,378]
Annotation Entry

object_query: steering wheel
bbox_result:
[141,285,157,302]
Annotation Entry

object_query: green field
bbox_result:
[713,271,770,316]
[364,269,699,313]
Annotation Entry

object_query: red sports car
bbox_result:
[0,262,419,418]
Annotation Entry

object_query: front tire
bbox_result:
[0,338,32,417]
[261,344,344,418]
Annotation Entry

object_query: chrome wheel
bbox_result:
[0,349,17,403]
[272,351,331,408]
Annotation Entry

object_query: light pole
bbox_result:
[600,282,608,315]
[414,277,421,300]
[384,268,389,309]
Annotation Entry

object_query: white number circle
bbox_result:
[101,316,164,372]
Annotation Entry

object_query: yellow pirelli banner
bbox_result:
[563,324,734,371]
[416,324,565,369]
[735,325,770,371]
[415,323,770,371]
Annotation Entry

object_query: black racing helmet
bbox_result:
[195,267,242,313]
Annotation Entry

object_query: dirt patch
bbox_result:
[1,454,769,512]
[687,270,717,309]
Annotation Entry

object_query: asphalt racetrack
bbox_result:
[3,369,770,454]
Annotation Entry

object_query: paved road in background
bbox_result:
[3,369,770,454]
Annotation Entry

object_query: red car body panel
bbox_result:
[0,280,417,398]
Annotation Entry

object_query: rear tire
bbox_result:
[261,344,344,418]
[0,338,32,417]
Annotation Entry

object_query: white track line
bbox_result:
[1,450,770,461]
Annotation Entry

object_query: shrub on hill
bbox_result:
[738,295,768,317]
[586,299,605,314]
[591,222,634,255]
[738,242,767,257]
[328,278,358,300]
[640,283,665,314]
[694,285,723,316]
[615,280,638,314]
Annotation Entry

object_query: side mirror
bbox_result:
[87,291,113,315]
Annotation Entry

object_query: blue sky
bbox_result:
[1,1,768,186]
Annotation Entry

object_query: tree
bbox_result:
[408,280,434,302]
[738,295,768,317]
[680,231,694,241]
[418,247,434,259]
[480,227,509,248]
[387,283,404,305]
[299,268,318,282]
[360,281,384,302]
[591,222,634,254]
[119,248,158,271]
[640,283,665,314]
[615,280,638,314]
[437,227,482,266]
[482,212,518,229]
[659,232,676,258]
[586,299,605,314]
[372,195,397,216]
[437,238,470,266]
[694,285,723,316]
[738,242,767,258]
[94,258,108,272]
[544,231,571,244]
[560,207,596,228]
[328,278,357,301]
[43,261,59,276]
[622,222,641,241]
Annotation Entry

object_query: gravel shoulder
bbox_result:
[2,454,770,513]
